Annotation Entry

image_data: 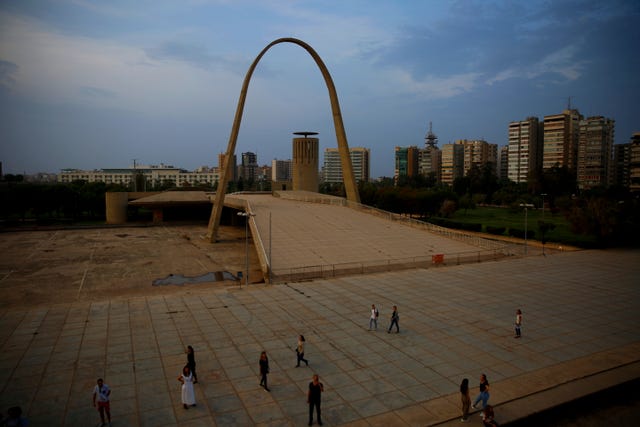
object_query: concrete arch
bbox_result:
[207,37,360,242]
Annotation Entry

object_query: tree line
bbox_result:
[2,166,639,247]
[322,164,639,247]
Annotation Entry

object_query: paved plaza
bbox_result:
[0,223,639,426]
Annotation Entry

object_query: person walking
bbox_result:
[178,365,196,409]
[387,305,399,333]
[460,378,471,422]
[472,373,490,410]
[482,405,499,426]
[514,309,523,338]
[2,406,29,427]
[369,304,379,330]
[259,351,270,392]
[307,374,324,426]
[296,335,309,367]
[92,378,111,426]
[186,345,198,383]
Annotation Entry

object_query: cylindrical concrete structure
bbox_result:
[105,192,128,224]
[292,136,319,192]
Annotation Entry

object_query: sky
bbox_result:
[1,0,638,178]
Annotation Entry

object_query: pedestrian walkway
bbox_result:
[1,247,638,426]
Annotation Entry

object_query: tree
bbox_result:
[541,165,577,207]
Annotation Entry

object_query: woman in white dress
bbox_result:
[178,365,196,409]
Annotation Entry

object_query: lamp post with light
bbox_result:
[237,211,255,288]
[519,203,534,255]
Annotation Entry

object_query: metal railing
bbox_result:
[269,247,517,283]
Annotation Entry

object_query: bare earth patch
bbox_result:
[0,224,261,309]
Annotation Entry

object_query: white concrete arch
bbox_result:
[207,37,360,242]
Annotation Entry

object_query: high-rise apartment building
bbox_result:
[613,143,631,188]
[543,109,583,171]
[218,153,238,181]
[419,148,441,181]
[394,146,420,183]
[577,116,615,189]
[508,117,542,183]
[498,145,509,181]
[455,139,498,176]
[440,143,464,185]
[323,147,370,184]
[271,159,292,181]
[630,133,640,192]
[240,151,258,181]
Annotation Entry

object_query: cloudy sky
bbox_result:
[1,0,638,178]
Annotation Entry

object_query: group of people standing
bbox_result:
[460,374,496,425]
[91,306,524,425]
[368,304,400,333]
[180,337,323,425]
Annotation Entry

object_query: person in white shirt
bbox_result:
[92,378,111,426]
[369,304,379,330]
[514,309,523,338]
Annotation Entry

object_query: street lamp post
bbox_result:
[519,203,534,255]
[237,211,256,288]
[540,193,547,255]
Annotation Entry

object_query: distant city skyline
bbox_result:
[1,1,638,178]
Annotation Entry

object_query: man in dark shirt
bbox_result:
[388,305,399,333]
[307,374,324,426]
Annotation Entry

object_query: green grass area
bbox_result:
[447,206,598,248]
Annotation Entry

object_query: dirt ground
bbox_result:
[0,224,262,309]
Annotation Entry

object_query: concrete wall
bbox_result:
[105,192,128,224]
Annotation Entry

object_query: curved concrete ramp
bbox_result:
[228,193,510,282]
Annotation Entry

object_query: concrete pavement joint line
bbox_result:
[76,241,98,300]
[7,309,39,411]
[174,294,217,423]
[0,270,13,284]
[127,299,138,425]
[64,304,91,425]
[26,230,58,260]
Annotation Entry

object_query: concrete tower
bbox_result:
[292,132,319,192]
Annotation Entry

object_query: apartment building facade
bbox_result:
[508,117,542,183]
[323,147,370,184]
[394,146,420,183]
[543,109,583,171]
[629,132,640,192]
[240,151,258,181]
[455,139,498,176]
[440,143,464,185]
[577,116,615,189]
[58,165,220,188]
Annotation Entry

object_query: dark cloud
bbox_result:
[0,59,18,90]
[372,0,639,87]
